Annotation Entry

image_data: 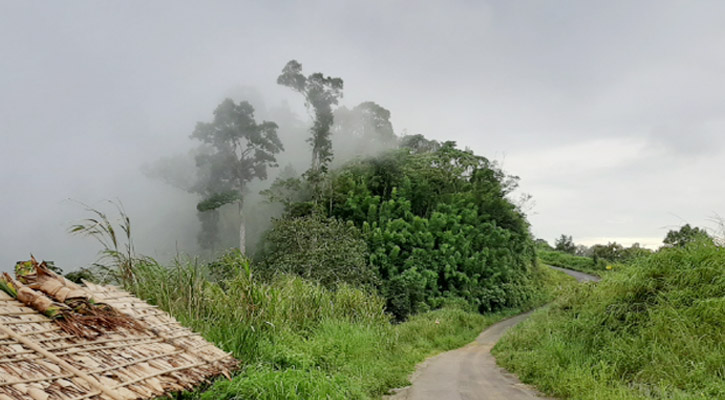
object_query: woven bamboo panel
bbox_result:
[0,283,238,400]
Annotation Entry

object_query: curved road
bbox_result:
[387,266,599,400]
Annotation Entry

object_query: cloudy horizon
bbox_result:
[2,1,724,270]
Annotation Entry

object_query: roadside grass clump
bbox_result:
[538,249,605,276]
[494,240,725,400]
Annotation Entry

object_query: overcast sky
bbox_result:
[2,1,724,270]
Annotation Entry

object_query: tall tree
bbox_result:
[277,60,343,178]
[554,234,576,254]
[332,101,397,160]
[663,224,710,247]
[192,99,283,254]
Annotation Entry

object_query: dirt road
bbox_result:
[387,267,599,400]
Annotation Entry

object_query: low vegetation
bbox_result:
[493,240,725,400]
[111,253,570,399]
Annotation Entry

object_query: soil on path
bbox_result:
[386,267,599,400]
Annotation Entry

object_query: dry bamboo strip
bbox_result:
[0,348,35,357]
[1,311,42,316]
[113,304,158,310]
[154,332,195,342]
[93,295,133,301]
[1,318,54,325]
[55,338,165,356]
[0,373,75,387]
[0,323,125,400]
[0,354,43,364]
[146,321,177,330]
[51,333,197,357]
[111,361,206,389]
[48,335,156,351]
[67,391,102,400]
[190,342,216,351]
[89,349,185,375]
[207,354,235,364]
[22,326,63,335]
[38,334,75,342]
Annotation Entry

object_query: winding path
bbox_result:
[387,267,599,400]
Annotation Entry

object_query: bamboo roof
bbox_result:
[0,281,238,400]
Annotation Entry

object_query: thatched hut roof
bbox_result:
[0,281,237,400]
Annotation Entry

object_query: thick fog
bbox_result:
[2,1,724,271]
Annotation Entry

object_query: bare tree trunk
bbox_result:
[238,201,246,255]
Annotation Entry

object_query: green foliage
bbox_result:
[277,142,540,319]
[277,60,343,176]
[196,190,242,212]
[591,241,625,263]
[64,267,100,284]
[256,216,376,288]
[534,238,552,251]
[69,201,153,285]
[494,240,725,399]
[663,223,711,247]
[554,234,576,254]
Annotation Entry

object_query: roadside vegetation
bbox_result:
[536,234,655,276]
[493,239,724,400]
[67,241,572,399]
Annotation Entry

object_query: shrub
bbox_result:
[256,216,376,288]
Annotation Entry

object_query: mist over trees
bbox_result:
[332,101,397,161]
[277,60,344,180]
[190,99,283,254]
[139,58,545,321]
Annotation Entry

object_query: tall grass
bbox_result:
[127,253,524,399]
[494,240,725,399]
[129,251,387,363]
[126,257,575,399]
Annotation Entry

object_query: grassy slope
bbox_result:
[127,259,573,399]
[494,242,725,400]
[538,250,605,276]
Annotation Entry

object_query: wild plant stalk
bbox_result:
[709,214,725,247]
[69,200,151,287]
